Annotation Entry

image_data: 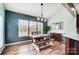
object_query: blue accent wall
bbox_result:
[5,10,46,44]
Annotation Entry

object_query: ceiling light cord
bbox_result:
[41,3,43,19]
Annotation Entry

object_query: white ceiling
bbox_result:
[4,3,62,19]
[73,3,79,14]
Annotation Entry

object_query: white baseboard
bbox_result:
[0,44,6,54]
[0,40,32,54]
[5,40,32,46]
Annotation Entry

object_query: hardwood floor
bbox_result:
[1,41,65,55]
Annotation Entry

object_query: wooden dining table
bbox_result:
[32,34,52,52]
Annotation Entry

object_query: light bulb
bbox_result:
[37,18,40,20]
[44,19,47,22]
[41,18,43,21]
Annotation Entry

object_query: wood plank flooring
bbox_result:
[1,41,65,55]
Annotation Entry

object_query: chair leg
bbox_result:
[32,43,40,52]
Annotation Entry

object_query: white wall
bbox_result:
[48,4,77,40]
[0,3,5,54]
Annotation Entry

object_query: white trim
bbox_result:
[0,44,5,54]
[5,40,32,46]
[0,40,32,54]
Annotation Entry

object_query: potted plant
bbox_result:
[44,24,51,34]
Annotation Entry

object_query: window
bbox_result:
[18,19,28,37]
[29,21,43,35]
[18,19,44,37]
[52,22,63,30]
[37,22,43,34]
[29,21,37,36]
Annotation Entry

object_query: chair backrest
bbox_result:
[50,33,54,38]
[53,33,62,42]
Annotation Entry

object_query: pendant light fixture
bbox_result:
[37,3,47,22]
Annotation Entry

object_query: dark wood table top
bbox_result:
[32,34,49,39]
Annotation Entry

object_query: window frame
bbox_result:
[18,19,44,37]
[18,19,29,37]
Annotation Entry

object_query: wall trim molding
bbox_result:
[5,40,32,46]
[0,40,32,54]
[0,44,6,54]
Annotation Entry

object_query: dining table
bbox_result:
[32,34,52,52]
